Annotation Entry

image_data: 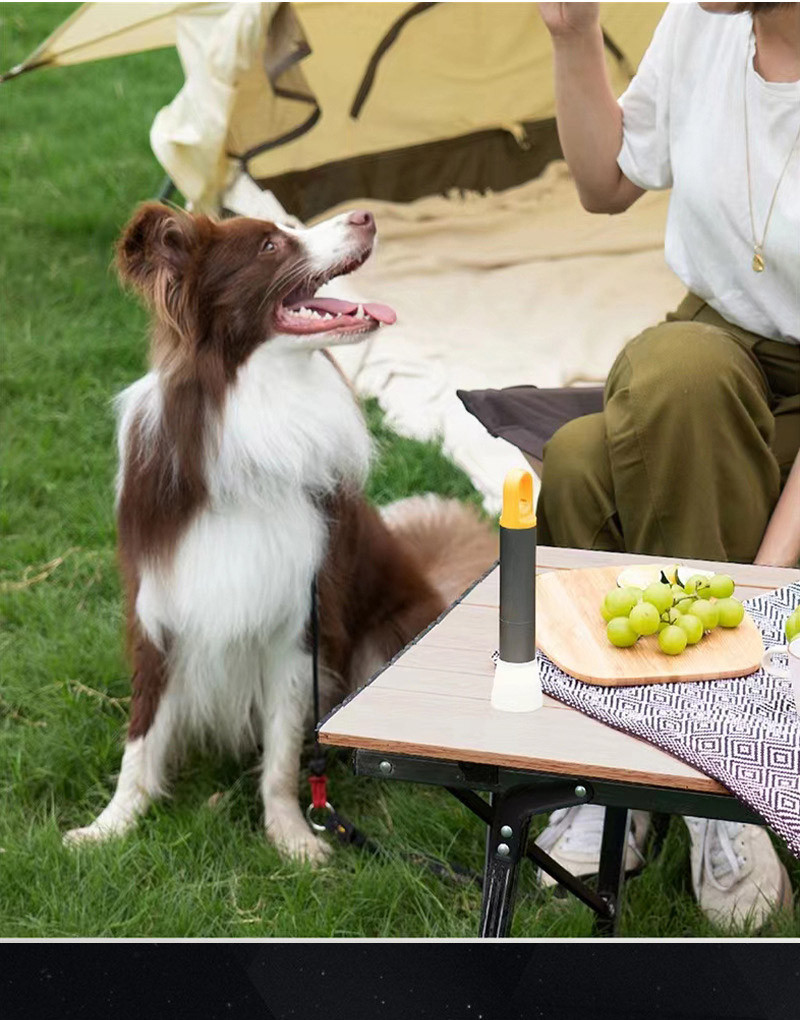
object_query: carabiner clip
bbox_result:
[305,800,334,833]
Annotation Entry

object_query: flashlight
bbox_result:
[491,468,543,712]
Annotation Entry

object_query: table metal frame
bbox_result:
[352,749,762,937]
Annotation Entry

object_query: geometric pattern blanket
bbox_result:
[537,582,800,858]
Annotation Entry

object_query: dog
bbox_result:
[63,204,496,861]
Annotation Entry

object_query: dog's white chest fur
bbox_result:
[120,346,370,653]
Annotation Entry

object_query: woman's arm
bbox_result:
[539,2,645,214]
[755,452,800,567]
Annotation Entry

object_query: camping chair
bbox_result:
[458,384,604,475]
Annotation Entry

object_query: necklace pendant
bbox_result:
[752,248,765,273]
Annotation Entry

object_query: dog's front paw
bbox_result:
[266,812,332,866]
[63,825,109,848]
[62,819,127,848]
[285,831,333,866]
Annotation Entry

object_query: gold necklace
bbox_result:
[743,37,800,273]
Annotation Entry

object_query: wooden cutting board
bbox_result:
[536,566,763,686]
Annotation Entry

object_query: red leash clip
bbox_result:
[309,773,328,810]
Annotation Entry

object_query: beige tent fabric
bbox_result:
[151,3,276,212]
[8,2,665,215]
[5,2,207,72]
[165,0,663,209]
[242,2,651,180]
[320,163,684,510]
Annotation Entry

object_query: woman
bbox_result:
[535,2,799,928]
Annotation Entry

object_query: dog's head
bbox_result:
[116,203,395,376]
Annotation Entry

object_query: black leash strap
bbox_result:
[320,808,480,888]
[306,577,330,823]
[308,576,326,776]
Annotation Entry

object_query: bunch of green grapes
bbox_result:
[786,607,800,642]
[600,573,744,655]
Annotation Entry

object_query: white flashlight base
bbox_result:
[491,657,543,712]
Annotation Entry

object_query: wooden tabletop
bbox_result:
[320,548,800,795]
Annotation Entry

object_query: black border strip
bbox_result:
[233,6,320,164]
[349,1,439,119]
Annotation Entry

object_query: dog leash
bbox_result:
[305,577,331,824]
[305,575,382,852]
[305,578,480,887]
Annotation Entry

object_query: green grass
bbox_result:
[1,4,798,939]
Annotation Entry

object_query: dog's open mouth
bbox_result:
[274,251,396,338]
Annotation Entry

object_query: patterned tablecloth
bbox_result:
[537,583,800,858]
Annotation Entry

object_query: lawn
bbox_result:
[1,3,797,939]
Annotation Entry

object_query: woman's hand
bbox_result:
[538,3,600,41]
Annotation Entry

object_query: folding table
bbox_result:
[319,547,799,936]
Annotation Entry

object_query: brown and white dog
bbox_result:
[64,204,496,861]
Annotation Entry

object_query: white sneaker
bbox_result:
[684,818,792,930]
[534,804,651,888]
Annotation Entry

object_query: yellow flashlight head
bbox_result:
[499,468,536,529]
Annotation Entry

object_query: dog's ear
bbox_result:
[116,203,195,322]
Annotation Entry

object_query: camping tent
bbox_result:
[5,2,678,508]
[5,2,664,215]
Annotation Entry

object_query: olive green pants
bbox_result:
[537,294,800,563]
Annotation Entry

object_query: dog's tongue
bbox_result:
[292,297,358,315]
[362,302,397,325]
[286,296,397,324]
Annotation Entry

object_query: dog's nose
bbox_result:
[347,210,375,233]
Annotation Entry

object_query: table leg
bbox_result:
[449,786,615,924]
[479,816,531,938]
[453,783,612,937]
[483,792,494,878]
[594,806,630,937]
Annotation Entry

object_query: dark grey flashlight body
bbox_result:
[499,525,537,664]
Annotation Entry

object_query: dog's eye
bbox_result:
[259,237,276,254]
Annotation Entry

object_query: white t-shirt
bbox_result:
[617,3,800,343]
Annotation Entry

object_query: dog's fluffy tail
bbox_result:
[381,495,498,607]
